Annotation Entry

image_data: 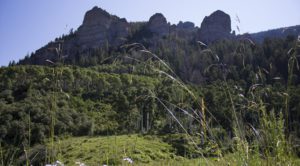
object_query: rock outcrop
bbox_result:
[147,13,169,36]
[198,10,232,44]
[77,6,130,48]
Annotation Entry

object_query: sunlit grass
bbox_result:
[49,135,300,165]
[55,135,175,165]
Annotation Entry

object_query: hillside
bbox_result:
[250,25,300,43]
[1,6,300,166]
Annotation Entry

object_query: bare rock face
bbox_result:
[77,6,130,48]
[147,13,169,36]
[198,10,232,44]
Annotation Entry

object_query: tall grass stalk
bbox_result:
[0,142,3,166]
[46,41,64,164]
[286,43,299,134]
[26,108,31,166]
[44,63,57,164]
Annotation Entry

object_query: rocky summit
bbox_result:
[147,13,170,36]
[198,10,233,44]
[77,6,130,48]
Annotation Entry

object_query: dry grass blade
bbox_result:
[121,43,146,52]
[139,49,178,76]
[197,41,207,47]
[287,48,294,55]
[45,59,55,65]
[154,96,213,165]
[244,38,255,46]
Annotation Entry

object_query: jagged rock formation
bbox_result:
[198,10,232,44]
[147,13,169,36]
[77,6,130,48]
[19,6,131,65]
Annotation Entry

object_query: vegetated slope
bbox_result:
[2,6,300,165]
[250,25,300,43]
[21,135,300,165]
[23,135,225,165]
[50,135,181,165]
[1,35,300,165]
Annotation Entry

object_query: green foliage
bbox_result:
[47,135,176,165]
[1,35,300,164]
[0,65,201,148]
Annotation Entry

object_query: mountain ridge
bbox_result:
[17,6,300,66]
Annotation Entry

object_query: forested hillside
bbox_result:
[1,6,300,165]
[1,34,300,164]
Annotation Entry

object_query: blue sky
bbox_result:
[0,0,299,66]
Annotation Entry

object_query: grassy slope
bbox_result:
[51,135,300,166]
[55,135,209,165]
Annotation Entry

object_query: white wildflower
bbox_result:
[75,161,86,166]
[56,161,64,166]
[238,94,244,98]
[45,160,64,166]
[123,157,133,164]
[277,141,281,147]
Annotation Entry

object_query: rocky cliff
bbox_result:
[19,6,131,65]
[198,10,233,44]
[77,6,130,49]
[147,13,170,36]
